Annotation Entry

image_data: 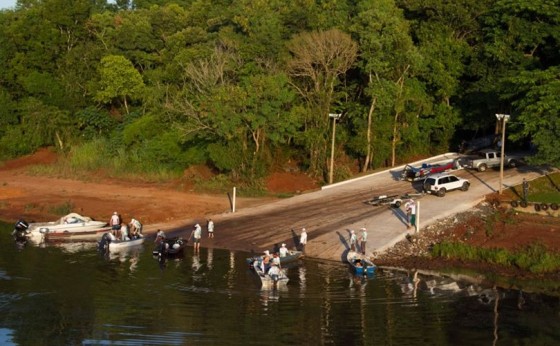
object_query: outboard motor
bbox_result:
[12,220,29,242]
[98,232,112,253]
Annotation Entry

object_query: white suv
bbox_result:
[422,173,470,197]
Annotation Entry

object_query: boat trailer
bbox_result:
[365,193,423,208]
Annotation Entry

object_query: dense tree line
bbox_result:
[0,0,558,185]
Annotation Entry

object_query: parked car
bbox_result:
[422,173,470,197]
[461,149,519,172]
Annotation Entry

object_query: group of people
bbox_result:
[108,211,143,241]
[349,228,368,255]
[188,218,215,252]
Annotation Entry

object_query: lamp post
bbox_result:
[328,113,342,185]
[495,113,510,195]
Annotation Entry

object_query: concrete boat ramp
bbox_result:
[153,153,552,263]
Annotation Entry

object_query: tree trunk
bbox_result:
[363,95,377,172]
[123,97,129,115]
[390,66,409,167]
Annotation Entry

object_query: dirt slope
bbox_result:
[0,148,318,228]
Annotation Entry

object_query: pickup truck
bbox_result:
[461,149,519,172]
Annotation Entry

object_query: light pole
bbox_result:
[328,113,342,185]
[495,113,510,195]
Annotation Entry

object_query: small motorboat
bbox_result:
[98,232,144,252]
[152,237,187,258]
[19,213,110,244]
[246,250,303,268]
[251,259,289,288]
[347,251,376,276]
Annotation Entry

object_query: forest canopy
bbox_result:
[0,0,558,186]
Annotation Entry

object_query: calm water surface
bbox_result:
[0,222,559,345]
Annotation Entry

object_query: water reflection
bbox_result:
[106,244,143,272]
[1,221,560,345]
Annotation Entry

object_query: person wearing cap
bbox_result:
[299,228,308,252]
[189,223,202,252]
[110,212,121,231]
[279,243,288,257]
[405,199,416,230]
[349,230,357,252]
[359,228,368,255]
[272,253,281,268]
[262,250,271,273]
[268,261,281,282]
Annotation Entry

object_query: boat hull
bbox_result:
[347,251,376,276]
[250,259,289,287]
[23,213,109,244]
[108,237,145,250]
[246,250,303,267]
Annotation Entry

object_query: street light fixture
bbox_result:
[328,113,342,185]
[495,113,510,195]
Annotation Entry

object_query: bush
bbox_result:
[431,241,560,274]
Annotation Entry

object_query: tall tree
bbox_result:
[94,55,146,114]
[287,28,357,180]
[350,0,423,169]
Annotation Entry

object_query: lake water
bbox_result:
[1,222,559,345]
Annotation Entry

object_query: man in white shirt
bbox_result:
[279,243,288,257]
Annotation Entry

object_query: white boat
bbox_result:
[108,236,145,250]
[98,232,145,252]
[252,260,289,288]
[22,213,110,244]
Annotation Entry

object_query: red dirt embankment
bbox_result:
[0,148,318,228]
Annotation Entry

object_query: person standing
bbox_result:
[349,230,357,252]
[408,200,417,231]
[299,228,308,252]
[190,223,202,252]
[279,243,288,257]
[129,218,143,237]
[405,199,416,230]
[359,228,368,255]
[110,211,121,231]
[207,218,214,238]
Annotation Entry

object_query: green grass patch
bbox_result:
[431,241,560,274]
[48,200,74,215]
[24,203,39,211]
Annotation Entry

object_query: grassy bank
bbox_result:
[430,172,560,274]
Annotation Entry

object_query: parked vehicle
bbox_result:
[423,173,470,197]
[459,134,497,154]
[400,159,460,181]
[462,149,519,172]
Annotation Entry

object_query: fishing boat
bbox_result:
[17,213,110,244]
[98,232,144,252]
[347,251,376,276]
[246,250,303,267]
[152,237,187,258]
[251,259,289,288]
